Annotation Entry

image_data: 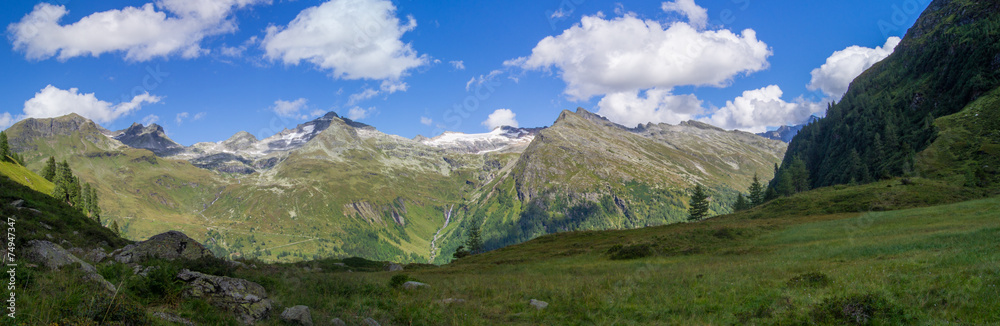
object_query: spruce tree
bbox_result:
[52,163,68,202]
[70,176,82,207]
[734,194,749,212]
[0,131,9,162]
[688,184,710,221]
[748,174,765,207]
[110,220,121,236]
[466,225,483,255]
[789,157,811,193]
[41,156,57,181]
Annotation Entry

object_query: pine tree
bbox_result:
[70,176,82,208]
[734,194,749,212]
[0,131,9,162]
[688,184,710,221]
[41,156,57,181]
[110,220,121,236]
[88,185,101,219]
[466,225,483,254]
[748,174,765,207]
[789,157,811,193]
[51,162,68,202]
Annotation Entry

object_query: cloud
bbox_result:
[7,0,269,61]
[482,109,519,130]
[450,60,465,70]
[347,89,379,105]
[596,88,705,127]
[346,106,376,120]
[466,70,503,91]
[141,114,160,125]
[0,112,13,130]
[193,112,207,120]
[704,85,825,133]
[420,116,433,126]
[808,37,901,99]
[507,13,770,100]
[262,0,428,81]
[175,112,189,123]
[271,98,311,119]
[661,0,708,30]
[550,9,568,19]
[17,85,160,125]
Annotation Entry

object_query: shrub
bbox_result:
[606,243,654,260]
[807,293,909,325]
[390,274,411,289]
[787,272,832,288]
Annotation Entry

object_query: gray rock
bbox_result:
[39,222,53,230]
[364,317,381,326]
[132,264,159,277]
[152,311,196,326]
[23,240,116,293]
[10,200,24,208]
[330,318,347,326]
[114,231,212,264]
[280,305,313,326]
[333,262,347,267]
[385,263,403,272]
[436,298,466,304]
[530,299,548,310]
[401,281,429,290]
[177,269,272,325]
[84,248,108,264]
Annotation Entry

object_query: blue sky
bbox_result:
[0,0,929,145]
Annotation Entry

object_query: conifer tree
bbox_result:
[688,184,710,221]
[748,174,765,207]
[466,225,483,255]
[734,194,749,212]
[41,156,57,181]
[0,131,9,162]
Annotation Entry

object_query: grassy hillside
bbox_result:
[0,160,54,195]
[917,86,1000,190]
[11,177,996,325]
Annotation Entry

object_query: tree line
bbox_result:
[41,156,103,221]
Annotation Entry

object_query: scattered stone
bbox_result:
[45,234,53,240]
[152,311,196,326]
[73,231,79,235]
[330,318,347,326]
[177,269,272,325]
[39,222,53,230]
[132,264,159,277]
[229,260,247,269]
[436,298,466,304]
[401,281,430,290]
[114,231,213,264]
[68,247,86,257]
[385,263,403,272]
[364,317,381,326]
[530,299,548,310]
[333,262,347,267]
[280,305,313,326]
[10,200,24,208]
[23,240,116,293]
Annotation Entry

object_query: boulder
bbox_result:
[152,311,196,326]
[385,263,403,272]
[113,231,212,264]
[363,318,381,326]
[330,318,347,326]
[530,299,548,310]
[84,248,108,264]
[23,240,116,293]
[280,305,313,326]
[401,281,430,290]
[177,269,272,325]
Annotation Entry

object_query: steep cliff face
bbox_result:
[113,123,185,156]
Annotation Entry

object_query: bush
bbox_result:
[807,293,909,325]
[606,243,654,260]
[390,274,412,289]
[787,272,832,288]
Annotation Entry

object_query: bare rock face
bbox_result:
[23,240,116,293]
[177,269,272,325]
[113,231,212,264]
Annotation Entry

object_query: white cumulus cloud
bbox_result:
[7,0,269,61]
[346,106,376,120]
[808,37,901,99]
[262,0,428,81]
[482,109,519,130]
[175,112,189,124]
[0,113,14,130]
[597,88,705,128]
[420,116,433,126]
[704,85,825,133]
[450,60,465,70]
[20,85,160,124]
[661,0,708,30]
[507,13,771,101]
[271,98,311,119]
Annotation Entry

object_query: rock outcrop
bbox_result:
[280,305,314,326]
[113,231,212,264]
[23,240,116,293]
[177,269,272,325]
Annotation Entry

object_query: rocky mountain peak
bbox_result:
[114,122,183,156]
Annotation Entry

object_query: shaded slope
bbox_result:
[777,0,1000,189]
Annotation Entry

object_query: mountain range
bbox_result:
[5,108,784,263]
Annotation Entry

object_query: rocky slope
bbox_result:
[419,126,543,154]
[112,122,185,156]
